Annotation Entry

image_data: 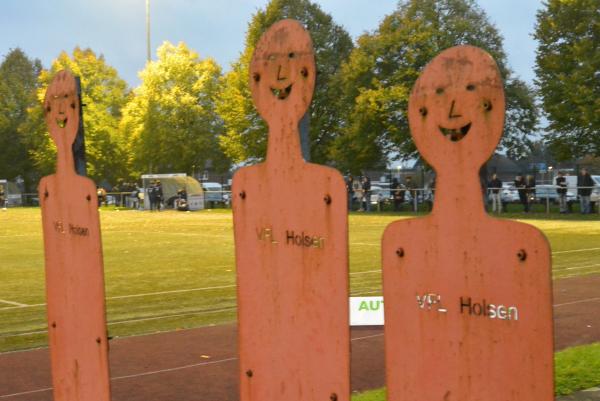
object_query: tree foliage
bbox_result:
[332,0,538,173]
[0,49,41,186]
[120,41,229,175]
[22,47,130,184]
[216,0,353,164]
[534,0,600,160]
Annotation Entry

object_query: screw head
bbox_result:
[86,194,91,201]
[396,248,405,257]
[517,249,527,261]
[245,369,253,378]
[239,191,246,199]
[96,337,101,344]
[324,194,332,205]
[330,393,338,401]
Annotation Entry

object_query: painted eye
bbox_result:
[268,54,276,61]
[466,84,476,91]
[45,105,52,113]
[419,107,428,117]
[288,52,295,59]
[253,73,261,83]
[436,87,444,95]
[70,102,76,109]
[300,67,308,78]
[483,100,493,111]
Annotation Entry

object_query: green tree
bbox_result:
[534,0,600,160]
[332,0,538,173]
[22,47,130,184]
[120,41,229,175]
[0,49,42,187]
[216,0,354,164]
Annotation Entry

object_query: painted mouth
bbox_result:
[439,123,471,142]
[56,117,68,128]
[270,84,293,100]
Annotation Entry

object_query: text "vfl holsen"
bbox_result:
[256,227,325,249]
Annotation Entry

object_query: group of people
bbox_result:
[345,175,372,211]
[486,169,596,214]
[345,174,419,212]
[390,176,418,212]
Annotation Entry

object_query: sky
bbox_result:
[0,0,544,87]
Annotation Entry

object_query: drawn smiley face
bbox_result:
[250,19,316,122]
[44,70,79,146]
[409,46,505,168]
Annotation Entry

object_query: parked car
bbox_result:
[369,185,392,208]
[487,183,518,203]
[201,182,224,204]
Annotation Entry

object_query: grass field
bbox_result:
[0,208,599,352]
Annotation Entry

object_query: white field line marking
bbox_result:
[553,247,600,254]
[0,299,27,307]
[554,297,600,308]
[106,230,233,239]
[0,357,239,398]
[0,386,53,399]
[351,333,384,341]
[350,269,380,275]
[107,307,237,326]
[0,332,386,397]
[111,357,238,381]
[0,271,378,311]
[0,284,237,311]
[108,284,236,300]
[0,307,238,339]
[554,263,600,271]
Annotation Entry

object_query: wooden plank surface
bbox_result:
[39,70,111,401]
[382,46,554,401]
[232,19,349,401]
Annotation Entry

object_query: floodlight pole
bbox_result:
[146,0,151,62]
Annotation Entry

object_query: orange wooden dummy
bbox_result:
[232,20,349,401]
[382,46,553,401]
[39,71,111,401]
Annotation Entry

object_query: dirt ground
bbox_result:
[1,274,598,401]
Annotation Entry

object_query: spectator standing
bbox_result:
[405,176,416,211]
[148,181,157,211]
[362,176,371,212]
[130,185,140,210]
[0,185,5,208]
[345,175,354,211]
[515,175,528,213]
[352,176,363,211]
[578,168,594,214]
[526,175,536,209]
[154,180,164,212]
[555,171,568,213]
[489,173,502,213]
[96,186,107,207]
[391,178,405,211]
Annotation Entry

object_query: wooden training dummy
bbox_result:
[232,19,349,401]
[39,70,111,401]
[382,46,553,401]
